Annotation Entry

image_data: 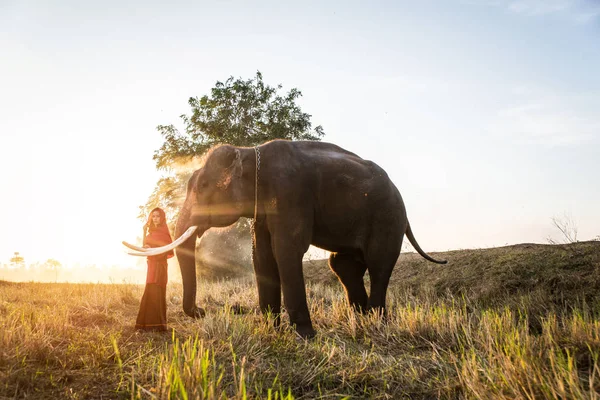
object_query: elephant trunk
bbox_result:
[175,203,206,318]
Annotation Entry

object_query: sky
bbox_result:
[1,0,599,269]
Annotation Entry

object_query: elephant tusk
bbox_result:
[121,241,147,252]
[123,226,198,256]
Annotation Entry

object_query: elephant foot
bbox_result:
[351,303,368,314]
[185,306,206,319]
[294,324,316,340]
[366,305,386,318]
[268,314,282,331]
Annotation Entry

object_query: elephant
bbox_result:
[125,139,446,338]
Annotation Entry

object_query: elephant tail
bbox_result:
[405,221,447,264]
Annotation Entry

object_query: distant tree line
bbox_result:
[1,253,161,284]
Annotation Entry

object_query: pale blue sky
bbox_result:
[1,0,599,267]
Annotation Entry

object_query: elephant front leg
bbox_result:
[271,237,315,339]
[252,222,282,328]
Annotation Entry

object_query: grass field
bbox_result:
[2,241,600,399]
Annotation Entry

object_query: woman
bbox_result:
[135,207,173,331]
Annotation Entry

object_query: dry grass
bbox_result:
[1,241,600,399]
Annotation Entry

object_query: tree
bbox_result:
[43,259,62,283]
[140,71,325,223]
[9,252,24,268]
[140,72,325,277]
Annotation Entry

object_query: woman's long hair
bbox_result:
[144,208,173,257]
[145,207,168,233]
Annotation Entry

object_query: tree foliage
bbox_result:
[153,71,324,171]
[140,71,325,224]
[9,252,24,268]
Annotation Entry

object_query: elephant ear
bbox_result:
[218,148,243,189]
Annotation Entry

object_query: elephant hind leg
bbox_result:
[328,252,368,312]
[365,235,402,315]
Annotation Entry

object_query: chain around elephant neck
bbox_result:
[251,146,260,257]
[253,146,260,221]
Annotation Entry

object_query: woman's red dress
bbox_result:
[135,224,174,331]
